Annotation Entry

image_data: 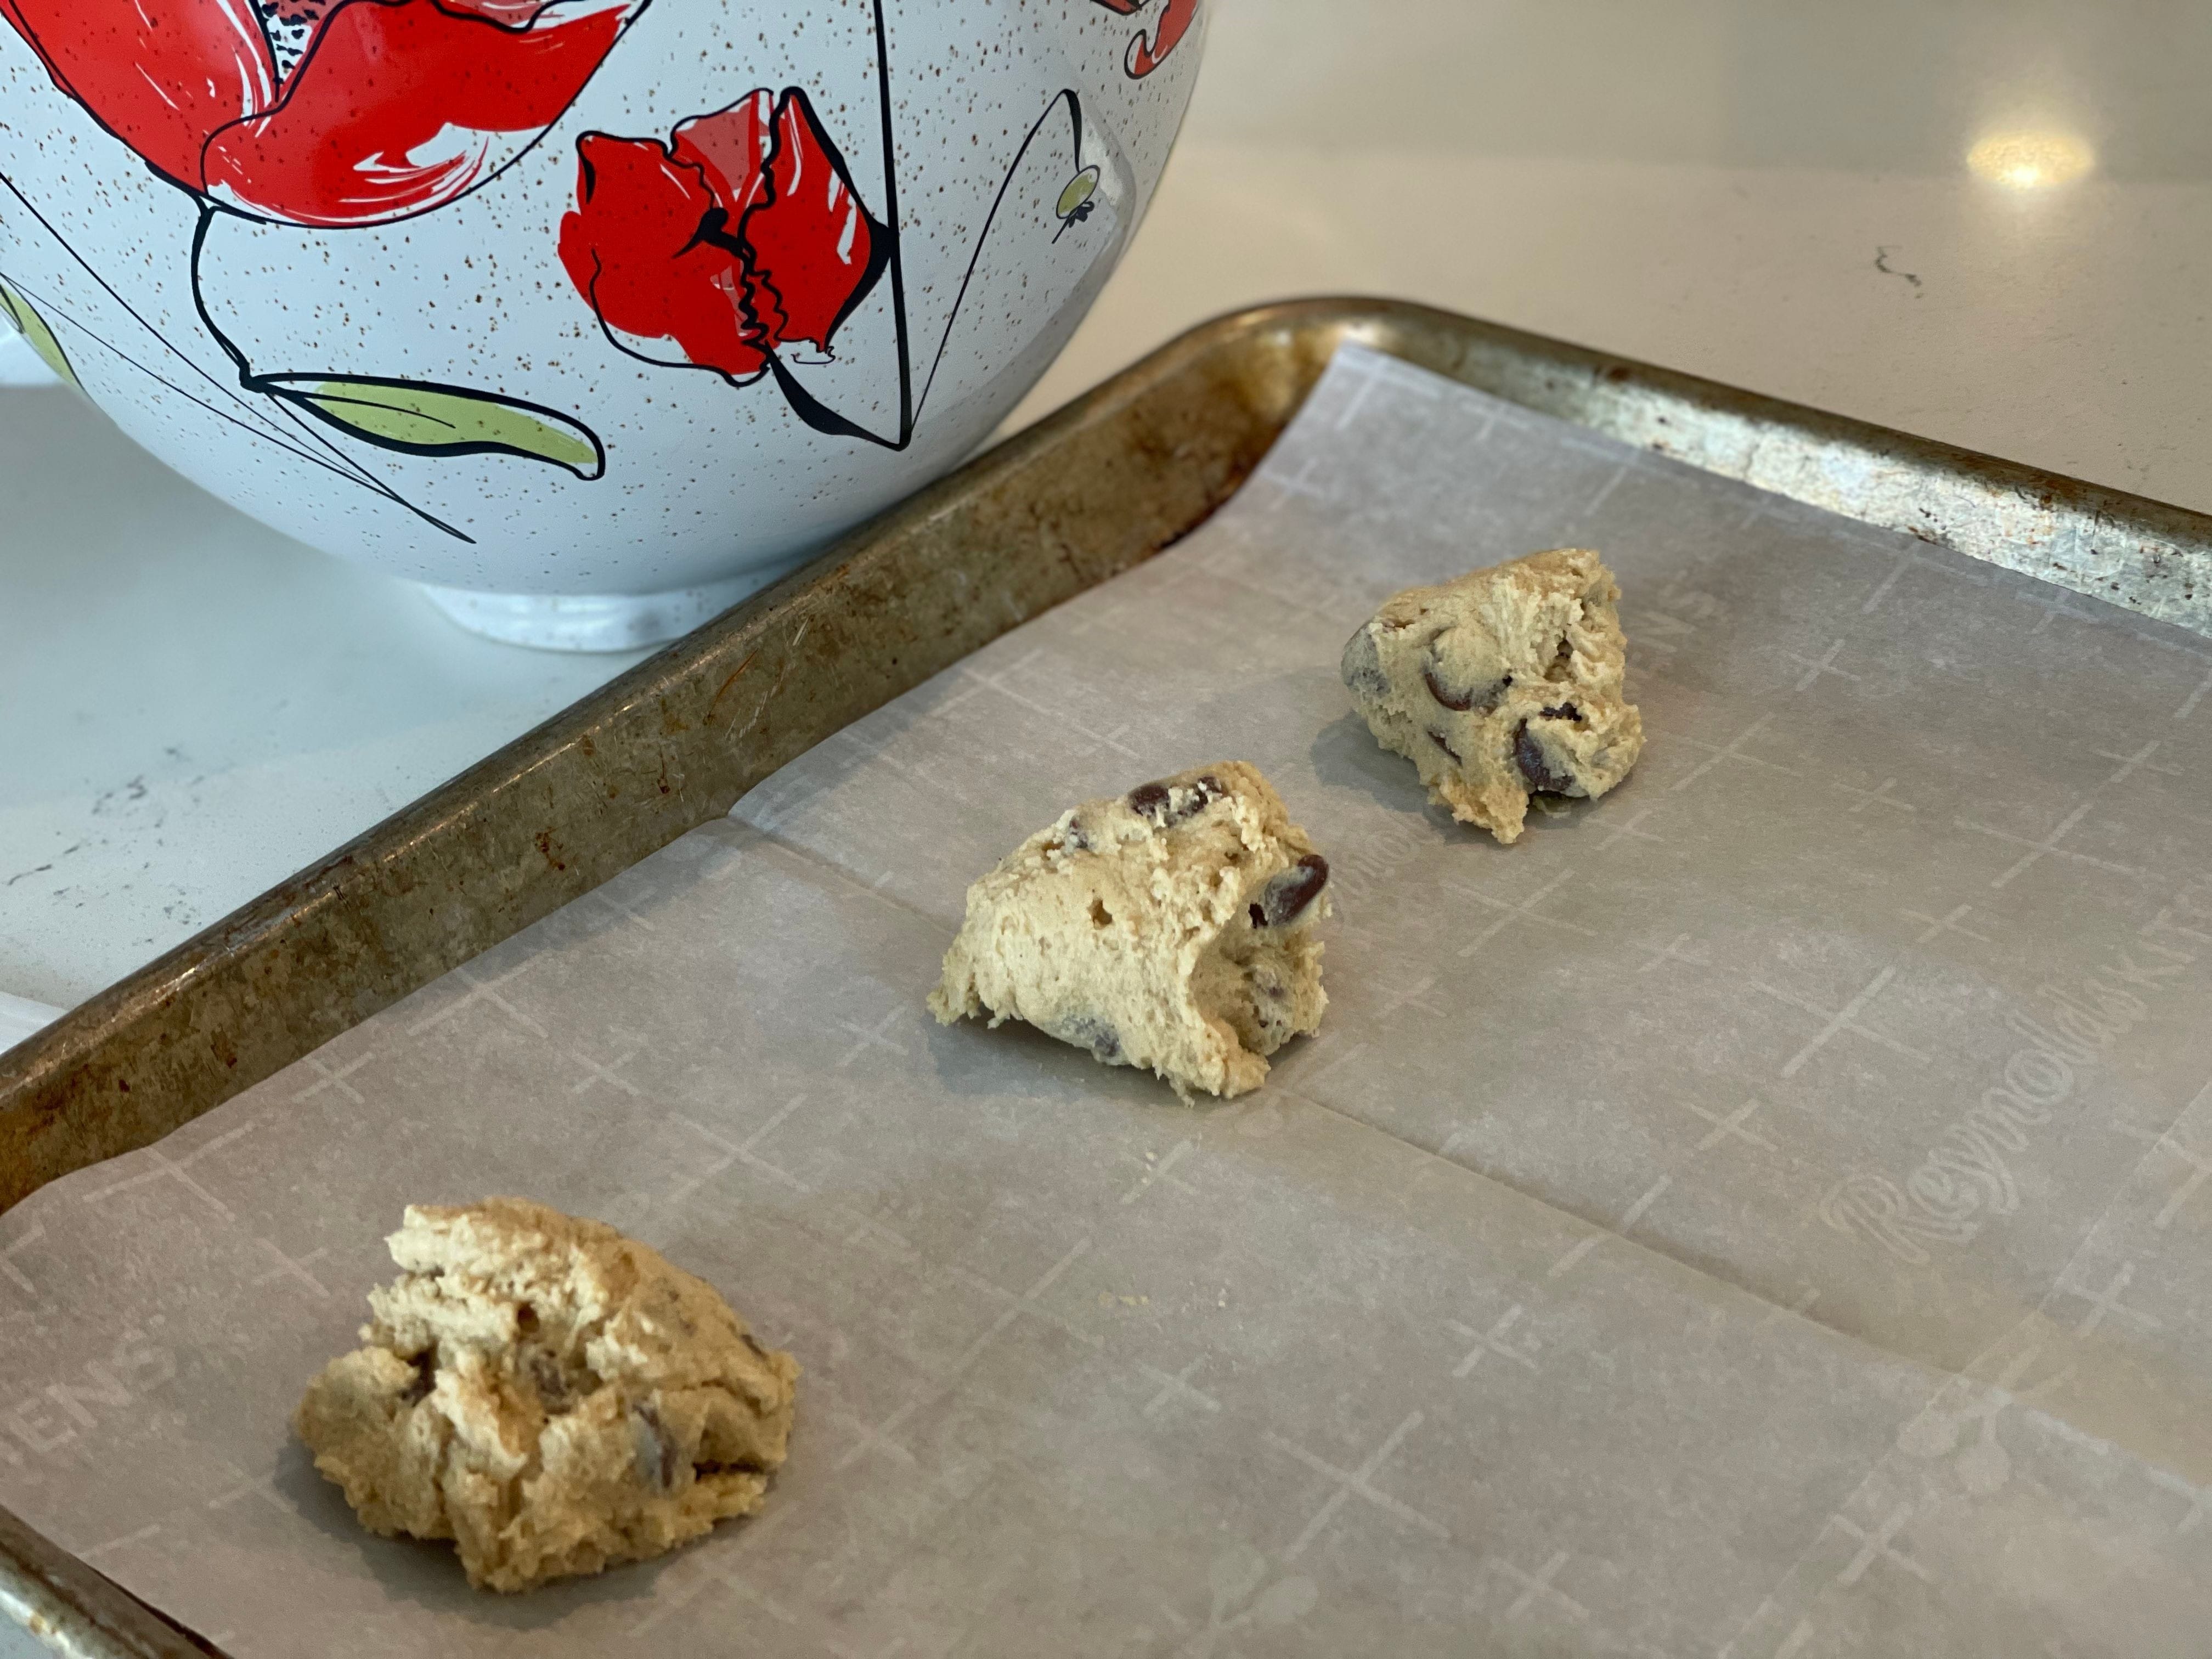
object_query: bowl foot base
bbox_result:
[412,568,794,653]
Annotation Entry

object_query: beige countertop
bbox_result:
[4,0,2207,1008]
[1017,0,2212,513]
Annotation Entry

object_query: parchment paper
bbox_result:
[3,346,2210,1658]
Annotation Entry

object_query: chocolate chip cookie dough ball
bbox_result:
[295,1198,798,1593]
[928,761,1330,1099]
[1342,548,1644,843]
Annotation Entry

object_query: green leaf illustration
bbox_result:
[1056,166,1101,221]
[259,376,605,479]
[0,279,80,388]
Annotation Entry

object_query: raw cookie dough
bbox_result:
[295,1198,798,1593]
[1341,546,1644,844]
[928,761,1330,1099]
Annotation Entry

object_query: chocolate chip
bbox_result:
[1427,727,1463,764]
[1340,625,1390,702]
[1513,721,1574,793]
[631,1402,682,1493]
[1421,660,1474,710]
[1052,1014,1124,1063]
[1127,781,1169,817]
[1421,659,1511,714]
[400,1355,435,1406]
[1253,854,1330,928]
[1060,816,1092,853]
[1539,702,1583,722]
[1128,774,1222,828]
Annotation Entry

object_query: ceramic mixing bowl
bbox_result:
[0,0,1204,646]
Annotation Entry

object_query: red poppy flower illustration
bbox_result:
[0,0,643,227]
[558,89,888,391]
[1089,0,1200,78]
[0,0,645,538]
[0,0,1129,540]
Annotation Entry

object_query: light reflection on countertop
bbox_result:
[1967,129,2096,190]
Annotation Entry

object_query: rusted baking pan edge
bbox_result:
[9,296,2212,1223]
[0,1503,219,1658]
[1374,312,2212,635]
[7,297,2212,1653]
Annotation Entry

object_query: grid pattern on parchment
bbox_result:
[0,348,2208,1658]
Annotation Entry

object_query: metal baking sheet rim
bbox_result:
[6,295,2211,1656]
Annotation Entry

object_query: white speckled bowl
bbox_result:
[0,1,1204,646]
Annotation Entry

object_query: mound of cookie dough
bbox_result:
[295,1198,798,1593]
[1341,546,1643,844]
[928,761,1330,1099]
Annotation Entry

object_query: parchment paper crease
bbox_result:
[2,346,2209,1657]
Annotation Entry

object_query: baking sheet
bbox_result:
[3,344,2211,1657]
